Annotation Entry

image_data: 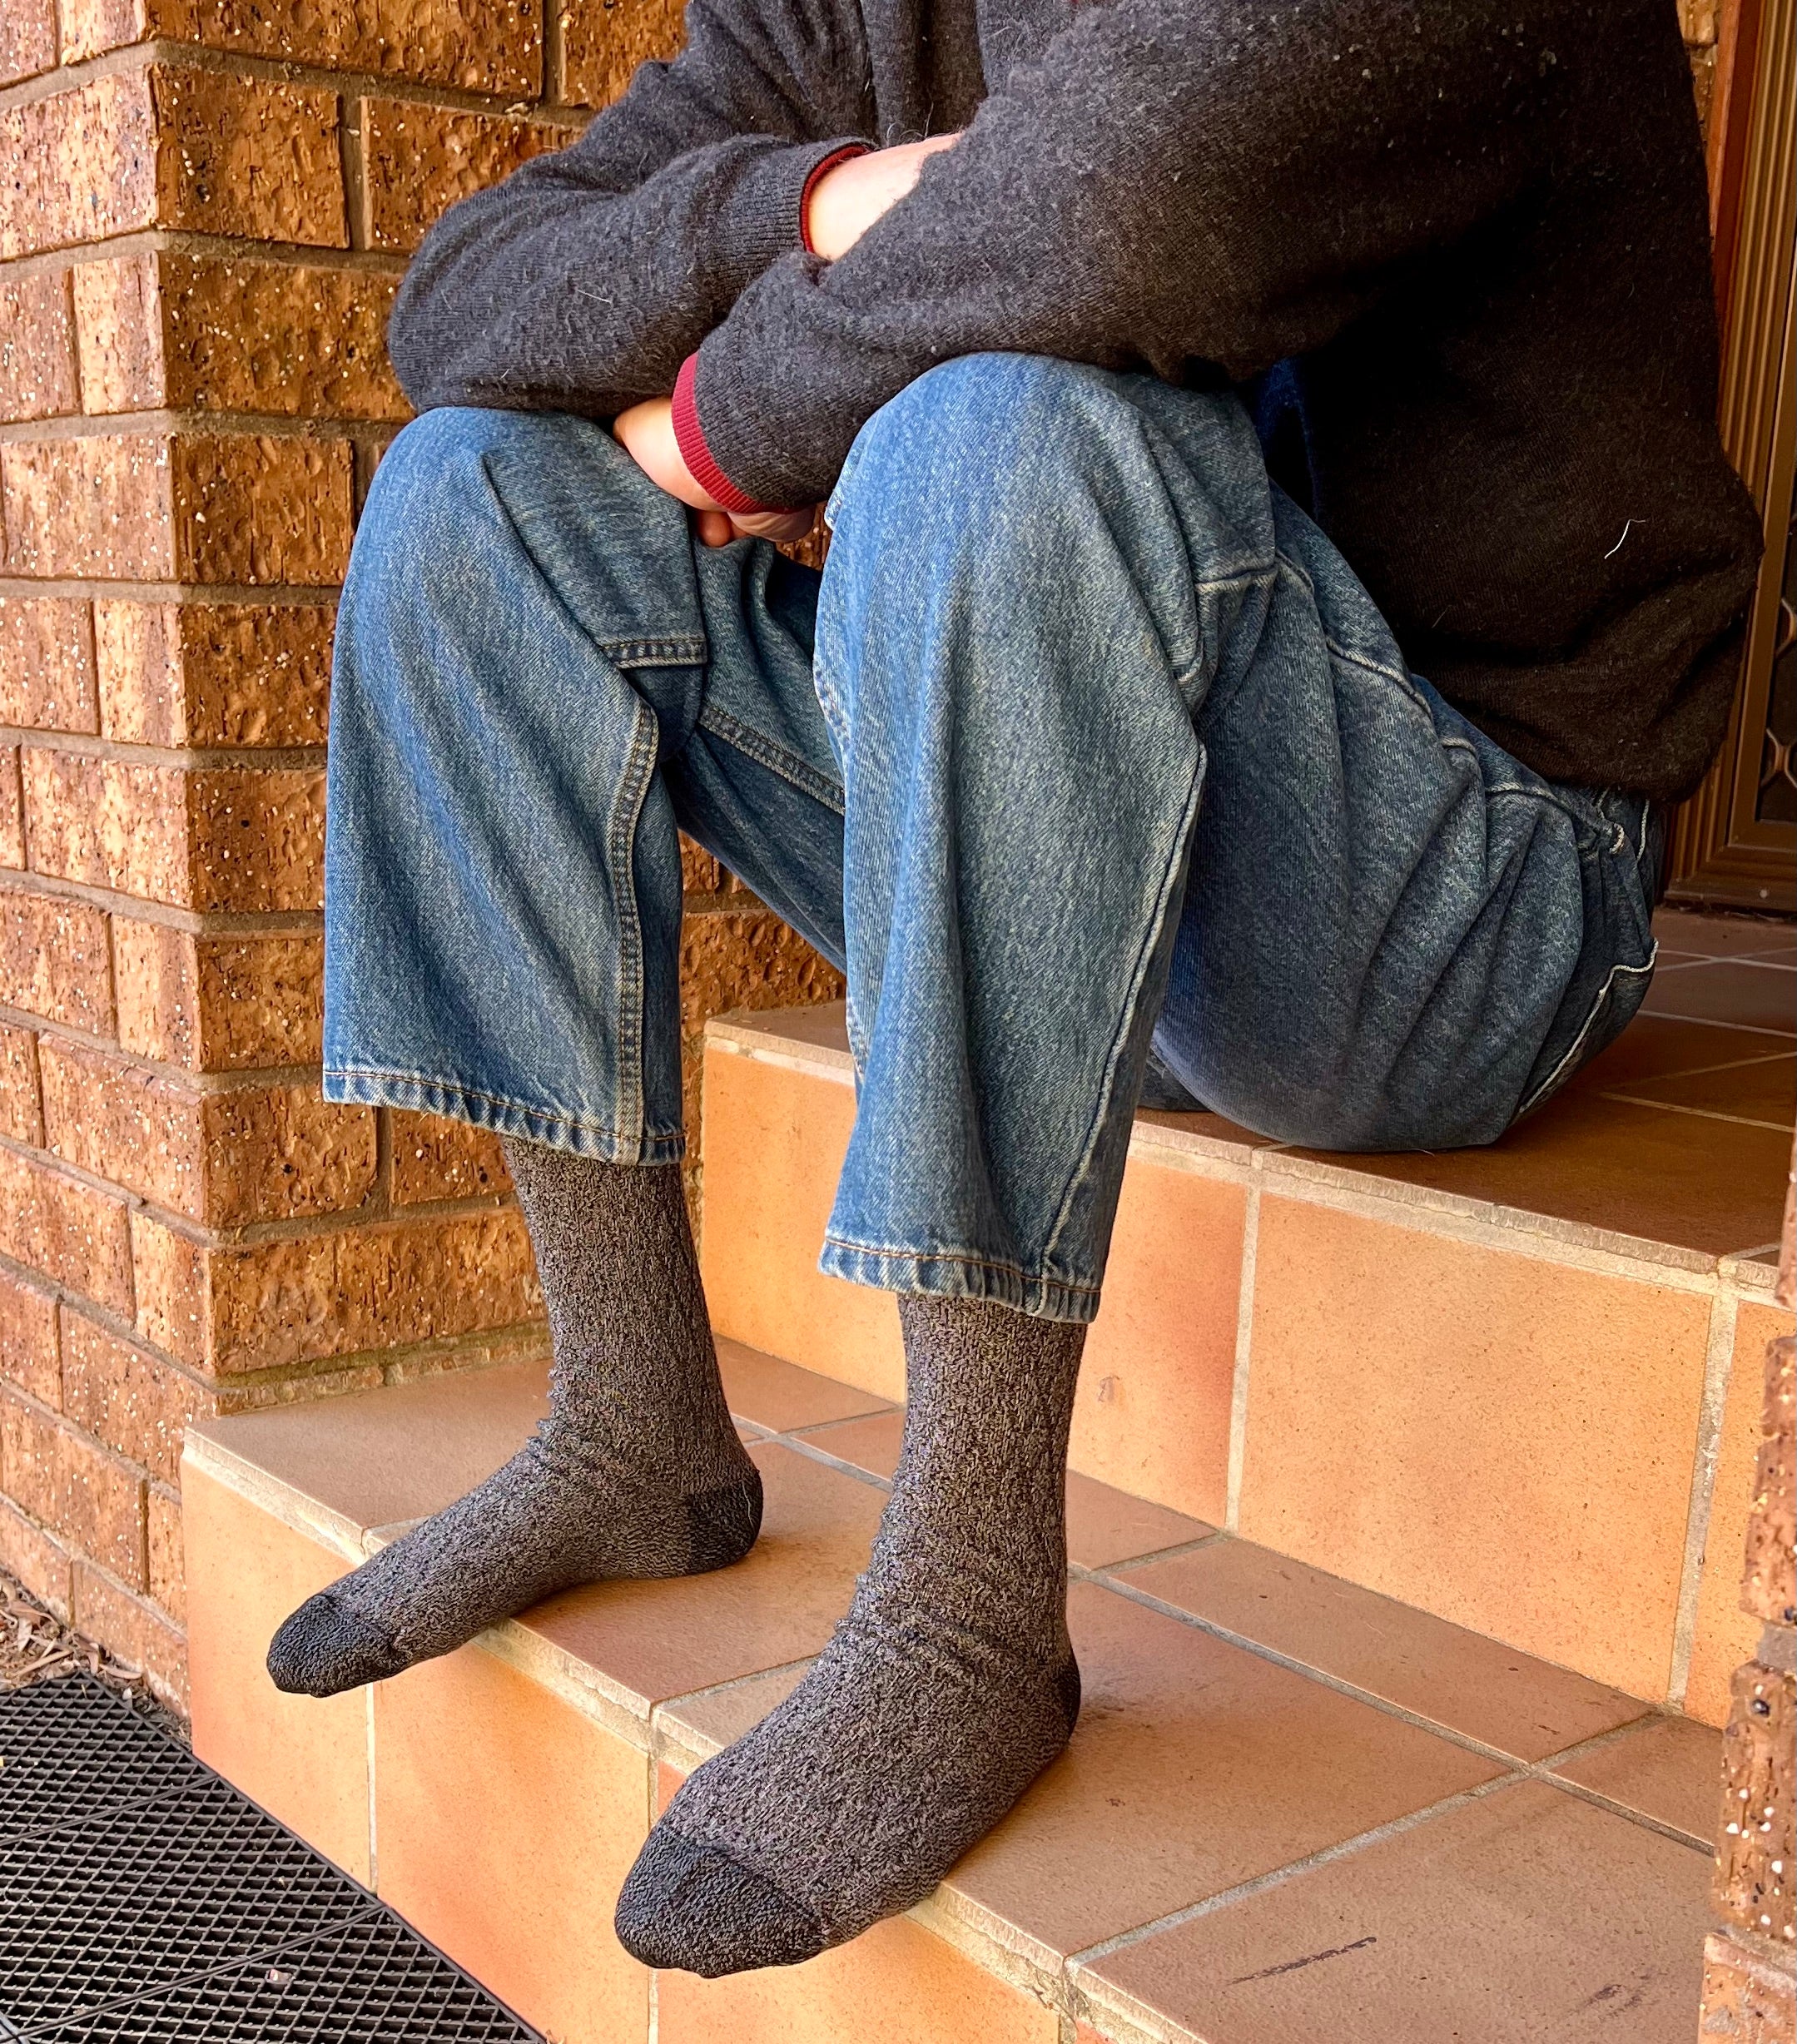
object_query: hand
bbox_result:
[806,132,960,262]
[613,397,815,547]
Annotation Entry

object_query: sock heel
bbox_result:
[685,1467,764,1570]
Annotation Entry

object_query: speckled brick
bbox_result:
[113,920,324,1073]
[0,1264,60,1407]
[563,0,683,108]
[0,1022,43,1146]
[146,1479,182,1623]
[1700,1934,1796,2042]
[97,600,332,747]
[61,1307,211,1486]
[65,0,541,92]
[150,67,346,247]
[679,904,844,1042]
[40,1038,377,1225]
[77,253,406,421]
[0,270,77,424]
[132,1205,541,1375]
[0,753,21,869]
[70,1558,186,1708]
[0,1148,133,1312]
[0,1494,71,1615]
[390,1111,512,1204]
[1,435,175,580]
[0,597,97,732]
[0,884,116,1036]
[1745,1333,1795,1628]
[680,834,726,896]
[359,98,568,254]
[1,0,57,82]
[1716,1661,1796,1947]
[22,751,325,911]
[0,1392,146,1589]
[0,74,157,260]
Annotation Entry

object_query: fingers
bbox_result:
[728,507,818,543]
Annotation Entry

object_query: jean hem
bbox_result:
[818,1238,1101,1325]
[324,1066,687,1165]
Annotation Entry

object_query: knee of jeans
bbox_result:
[839,354,1129,535]
[351,405,540,573]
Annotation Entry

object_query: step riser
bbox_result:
[181,1460,1062,2044]
[697,1028,1778,1720]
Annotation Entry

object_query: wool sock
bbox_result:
[613,1292,1085,1976]
[266,1139,762,1698]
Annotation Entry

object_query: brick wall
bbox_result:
[0,0,839,1709]
[1699,1163,1796,2038]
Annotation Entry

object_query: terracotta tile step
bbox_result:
[697,910,1790,1719]
[182,1347,1722,2044]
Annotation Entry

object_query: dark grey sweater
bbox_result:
[389,0,1762,801]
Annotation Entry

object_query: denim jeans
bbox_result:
[324,355,1660,1323]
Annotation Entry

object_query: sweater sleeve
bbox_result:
[385,0,874,418]
[682,0,1574,509]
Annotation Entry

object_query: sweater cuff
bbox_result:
[710,136,873,289]
[673,353,781,514]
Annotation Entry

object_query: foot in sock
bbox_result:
[266,1139,761,1698]
[613,1292,1085,1976]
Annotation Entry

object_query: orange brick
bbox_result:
[1716,1662,1796,1946]
[0,751,20,867]
[0,1492,71,1613]
[22,751,325,911]
[0,1022,42,1146]
[76,252,406,421]
[40,1038,377,1225]
[64,0,539,91]
[1745,1332,1795,1628]
[359,98,568,254]
[61,1308,210,1485]
[0,75,158,260]
[0,1392,146,1587]
[0,1263,60,1406]
[680,905,844,1043]
[71,1558,186,1708]
[146,1478,182,1623]
[0,596,97,732]
[132,1204,540,1374]
[1,432,354,584]
[391,1111,512,1203]
[0,884,116,1036]
[1,0,57,82]
[0,1146,133,1312]
[150,67,346,247]
[0,269,77,423]
[563,0,683,108]
[114,921,324,1073]
[1700,1934,1796,2042]
[96,600,332,747]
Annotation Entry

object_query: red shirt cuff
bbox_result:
[672,354,777,516]
[800,142,872,256]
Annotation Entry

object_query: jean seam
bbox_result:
[604,697,659,1144]
[1515,942,1660,1119]
[598,635,709,668]
[325,1065,685,1149]
[1040,747,1208,1283]
[696,702,846,815]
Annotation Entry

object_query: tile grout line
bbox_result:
[365,1682,379,1896]
[1667,1286,1741,1709]
[1597,1092,1796,1134]
[1224,1186,1259,1532]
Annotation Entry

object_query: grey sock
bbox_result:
[613,1292,1085,1976]
[267,1140,762,1698]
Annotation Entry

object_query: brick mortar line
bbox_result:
[0,577,338,606]
[0,998,330,1096]
[3,728,328,771]
[0,408,395,444]
[0,231,410,280]
[0,37,592,120]
[0,863,324,937]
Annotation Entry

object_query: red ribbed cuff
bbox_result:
[672,354,773,516]
[800,142,872,256]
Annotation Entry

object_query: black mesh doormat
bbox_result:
[0,1676,539,2042]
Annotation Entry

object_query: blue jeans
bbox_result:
[324,355,1660,1323]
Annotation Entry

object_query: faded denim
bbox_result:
[324,355,1660,1323]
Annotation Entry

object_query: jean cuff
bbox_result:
[324,1066,687,1165]
[818,1237,1102,1325]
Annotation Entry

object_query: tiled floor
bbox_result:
[186,1339,1725,2044]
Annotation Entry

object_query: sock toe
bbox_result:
[614,1823,825,1976]
[266,1591,409,1696]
